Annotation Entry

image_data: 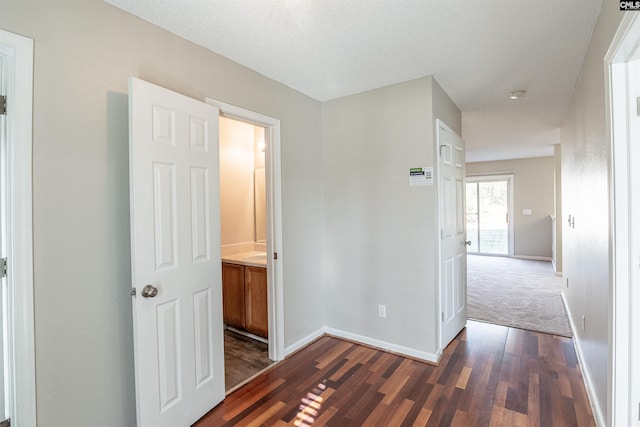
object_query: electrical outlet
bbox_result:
[581,315,586,331]
[378,304,386,318]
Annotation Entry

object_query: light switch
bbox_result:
[523,209,532,215]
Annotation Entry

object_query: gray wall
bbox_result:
[321,76,461,358]
[554,145,563,272]
[560,2,622,424]
[1,1,324,426]
[466,156,555,259]
[3,0,620,425]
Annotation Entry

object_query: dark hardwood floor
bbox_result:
[197,321,594,426]
[224,329,273,391]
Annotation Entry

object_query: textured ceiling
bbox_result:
[104,0,603,162]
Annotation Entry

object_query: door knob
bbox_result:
[141,284,159,298]
[465,240,472,246]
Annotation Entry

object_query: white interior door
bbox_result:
[437,120,467,349]
[129,77,224,427]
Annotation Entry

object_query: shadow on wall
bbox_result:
[106,90,136,406]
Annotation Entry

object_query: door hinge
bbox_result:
[131,287,136,297]
[0,95,6,116]
[1,258,7,279]
[637,96,640,117]
[0,417,10,427]
[441,312,445,322]
[273,252,278,260]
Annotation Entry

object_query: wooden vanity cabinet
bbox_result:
[244,266,268,338]
[221,263,245,329]
[221,262,268,339]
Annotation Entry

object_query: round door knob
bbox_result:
[141,284,159,298]
[465,240,472,246]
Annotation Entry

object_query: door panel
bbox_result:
[129,77,224,427]
[193,288,215,387]
[438,121,467,349]
[191,167,211,262]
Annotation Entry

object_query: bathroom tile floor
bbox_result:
[224,329,272,391]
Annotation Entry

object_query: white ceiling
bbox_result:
[105,0,603,162]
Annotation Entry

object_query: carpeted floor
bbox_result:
[467,255,572,337]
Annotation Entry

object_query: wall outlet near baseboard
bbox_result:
[378,304,387,318]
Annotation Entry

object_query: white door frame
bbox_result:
[606,11,640,427]
[0,29,36,426]
[465,174,515,257]
[205,98,285,362]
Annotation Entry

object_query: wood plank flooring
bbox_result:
[224,330,273,391]
[195,321,594,426]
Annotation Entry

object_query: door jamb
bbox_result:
[205,98,285,362]
[605,12,640,427]
[0,30,36,426]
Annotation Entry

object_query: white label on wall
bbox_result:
[410,167,433,186]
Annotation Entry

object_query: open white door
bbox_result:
[129,78,224,427]
[437,120,467,349]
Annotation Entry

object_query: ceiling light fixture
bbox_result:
[509,90,526,100]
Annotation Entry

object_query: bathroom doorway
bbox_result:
[209,99,284,392]
[218,116,271,390]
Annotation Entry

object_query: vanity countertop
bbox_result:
[221,251,267,268]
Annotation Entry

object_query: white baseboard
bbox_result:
[514,255,553,262]
[284,328,326,357]
[561,292,606,427]
[225,325,268,344]
[324,327,439,364]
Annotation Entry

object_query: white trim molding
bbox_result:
[513,255,552,262]
[284,328,326,357]
[325,327,440,364]
[561,292,605,426]
[205,98,285,362]
[605,12,640,427]
[0,29,36,427]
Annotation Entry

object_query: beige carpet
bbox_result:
[467,255,572,337]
